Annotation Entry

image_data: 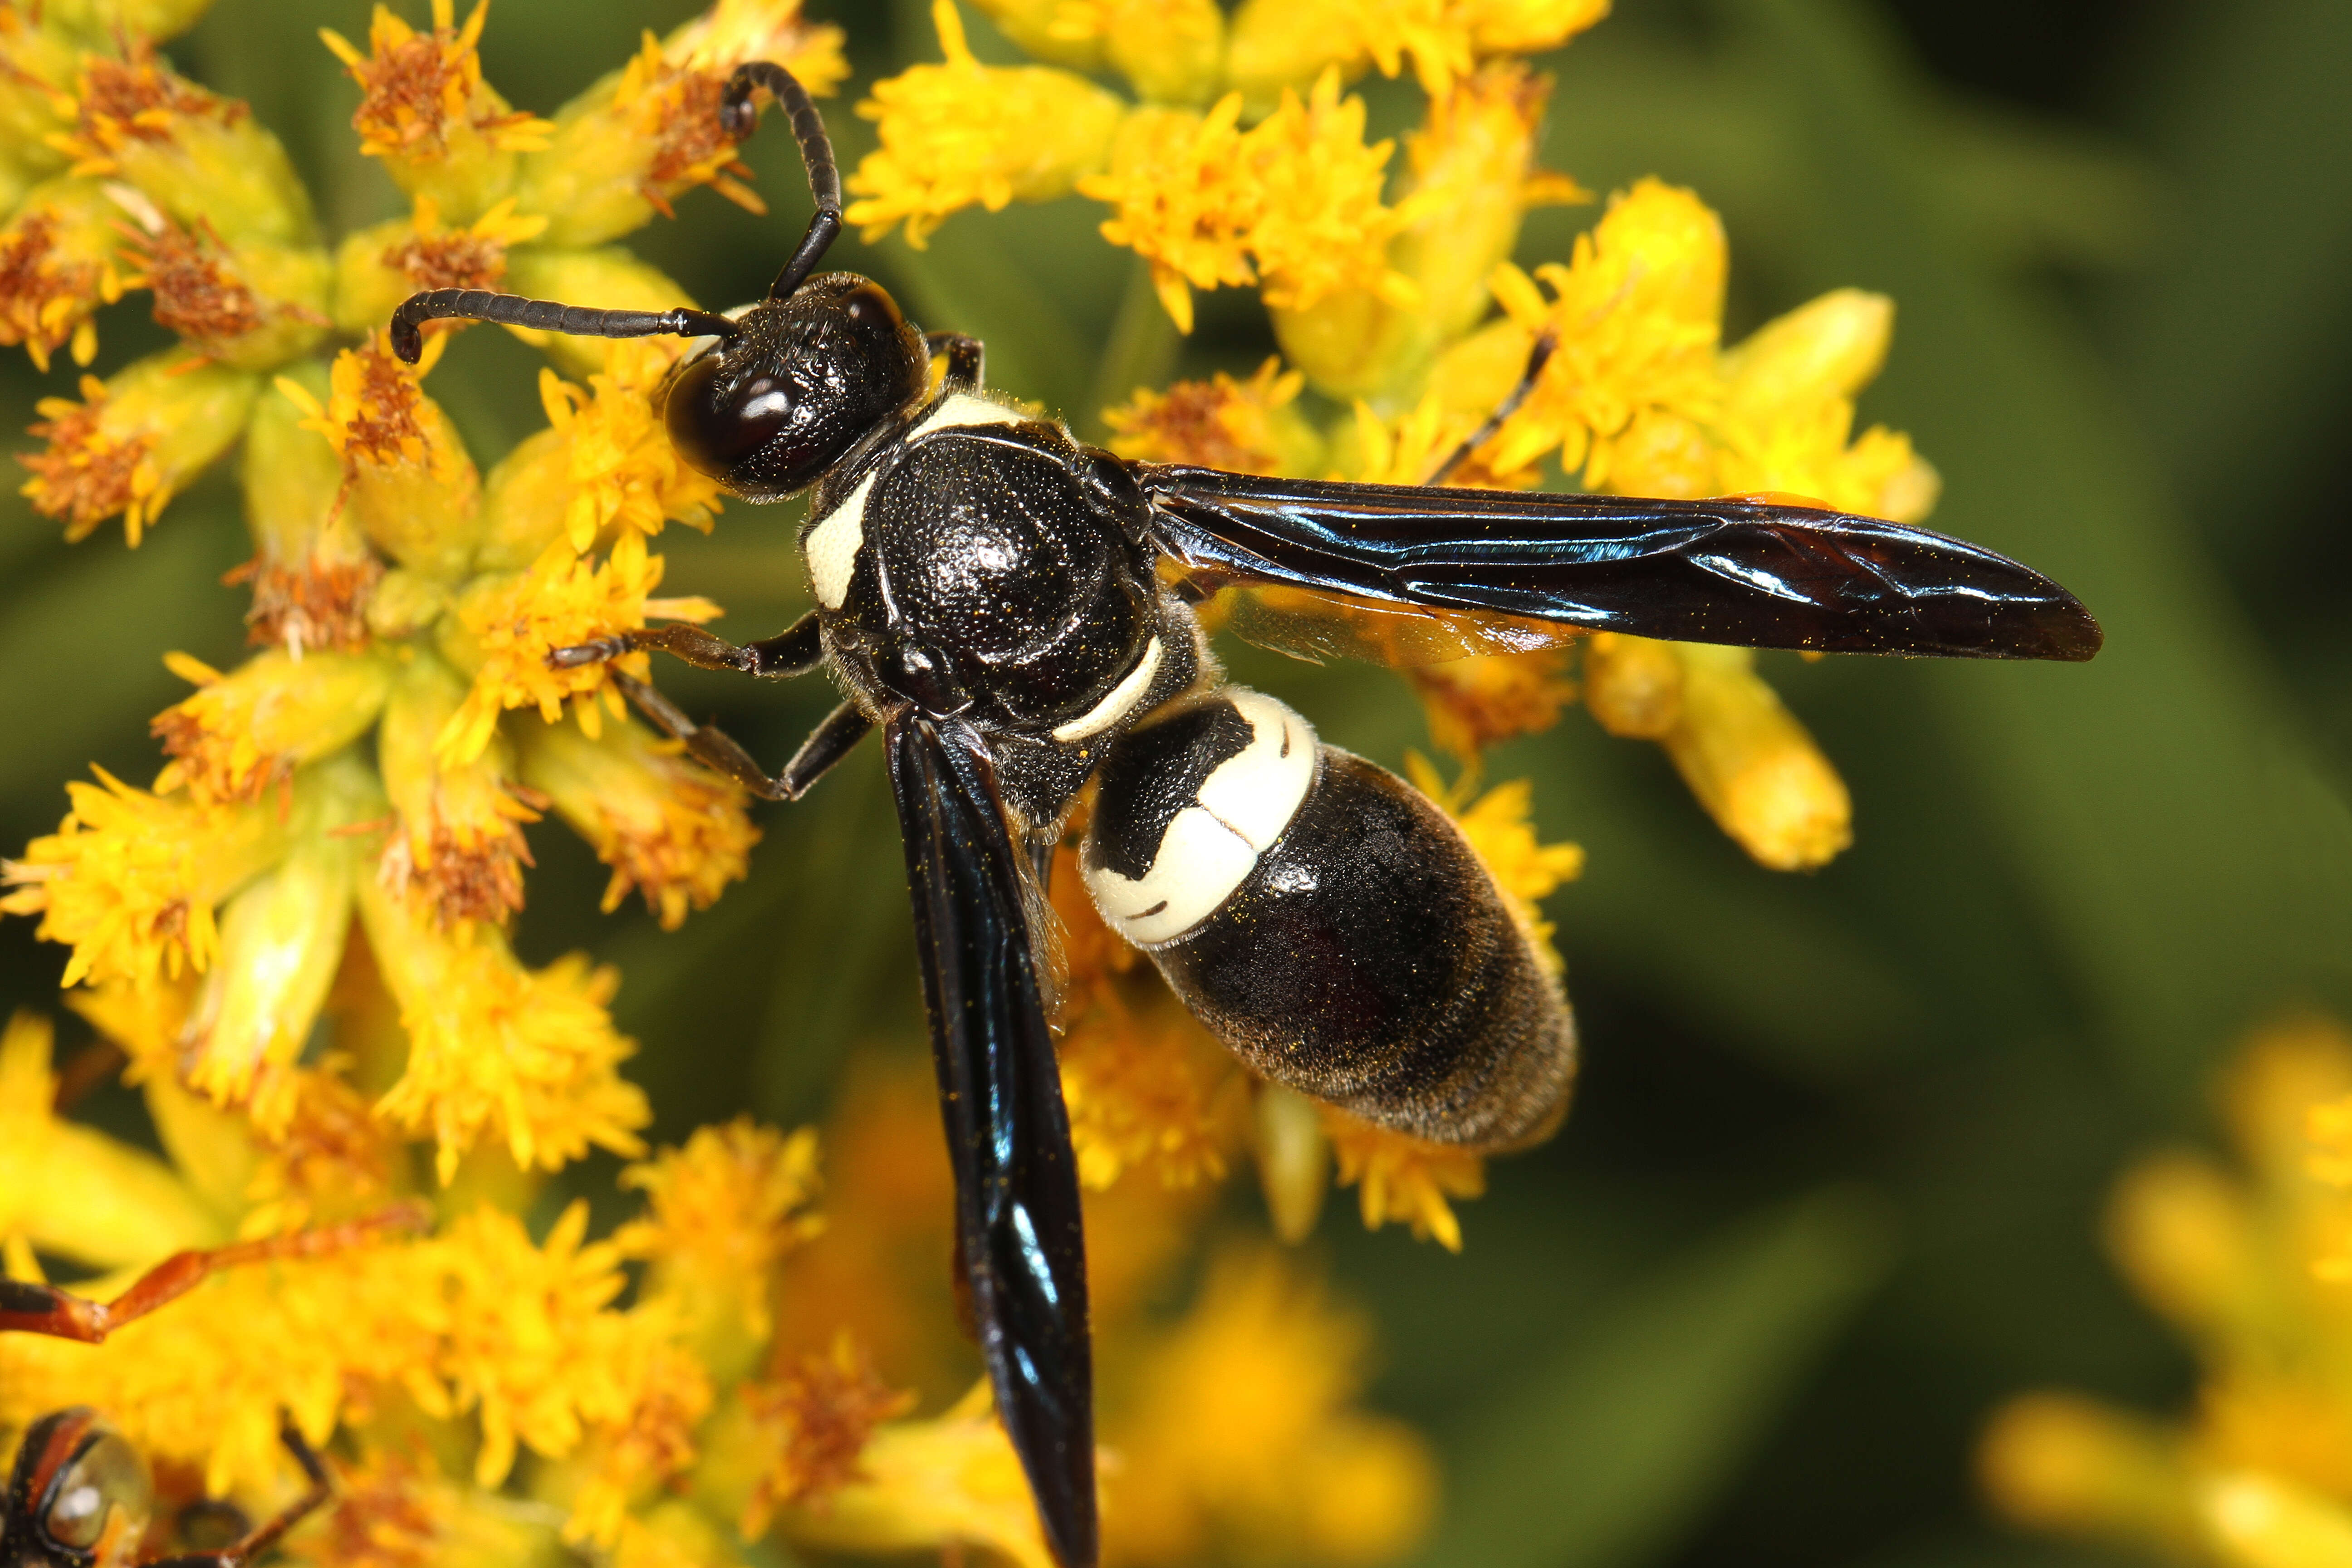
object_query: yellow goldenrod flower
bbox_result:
[1107,1245,1437,1564]
[234,362,382,654]
[1057,999,1246,1191]
[237,1065,409,1237]
[846,0,1127,250]
[1226,0,1609,108]
[1102,356,1323,475]
[1,768,288,989]
[150,647,396,804]
[736,1334,917,1533]
[516,1,846,249]
[357,875,648,1182]
[19,351,259,544]
[1580,629,1686,737]
[1984,1018,2352,1567]
[322,0,553,221]
[437,530,714,765]
[0,178,130,370]
[1279,62,1584,399]
[377,652,540,930]
[115,207,332,370]
[615,1119,823,1377]
[515,713,757,931]
[535,341,725,553]
[1409,647,1579,762]
[0,1011,224,1270]
[1658,643,1853,872]
[1481,178,1726,481]
[330,194,548,339]
[1050,0,1226,106]
[285,1446,568,1568]
[1086,69,1423,333]
[54,44,314,247]
[279,331,481,580]
[1321,1105,1487,1251]
[757,1387,1056,1568]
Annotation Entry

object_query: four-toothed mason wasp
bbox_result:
[387,59,2102,1568]
[0,1209,425,1568]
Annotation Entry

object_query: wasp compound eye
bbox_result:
[665,356,794,476]
[41,1426,152,1553]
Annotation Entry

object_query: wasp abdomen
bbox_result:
[1081,689,1575,1150]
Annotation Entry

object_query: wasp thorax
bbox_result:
[662,273,925,500]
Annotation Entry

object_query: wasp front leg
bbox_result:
[550,609,825,678]
[0,1206,429,1345]
[608,674,872,803]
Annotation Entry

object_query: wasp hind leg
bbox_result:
[139,1418,331,1568]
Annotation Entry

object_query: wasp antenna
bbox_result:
[386,289,741,364]
[721,60,844,301]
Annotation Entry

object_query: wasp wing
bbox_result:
[884,713,1096,1568]
[1139,466,2102,661]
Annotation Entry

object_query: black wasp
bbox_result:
[0,1212,423,1568]
[388,60,2100,1568]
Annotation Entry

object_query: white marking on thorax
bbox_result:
[912,391,1030,437]
[1052,637,1163,743]
[803,469,875,610]
[1083,688,1318,947]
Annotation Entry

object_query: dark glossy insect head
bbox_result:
[3,1409,153,1568]
[663,273,925,502]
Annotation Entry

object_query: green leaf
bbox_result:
[1418,1188,1894,1568]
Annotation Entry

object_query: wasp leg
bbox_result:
[550,610,824,678]
[1423,330,1558,486]
[0,1205,429,1344]
[926,331,985,393]
[139,1417,332,1568]
[609,673,872,803]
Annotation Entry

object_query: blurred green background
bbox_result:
[4,0,2349,1565]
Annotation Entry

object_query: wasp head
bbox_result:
[662,273,926,502]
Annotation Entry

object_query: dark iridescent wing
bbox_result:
[1139,466,2103,661]
[883,714,1095,1568]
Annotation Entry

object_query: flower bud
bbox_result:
[40,0,215,44]
[516,712,755,931]
[321,0,551,223]
[1278,64,1577,399]
[179,755,381,1135]
[19,350,259,545]
[0,1011,225,1269]
[278,333,482,579]
[1660,644,1851,871]
[1253,1082,1329,1244]
[1977,1392,2194,1549]
[2199,1472,2352,1568]
[1582,631,1685,738]
[119,210,331,370]
[963,0,1102,69]
[1720,288,1891,426]
[0,178,132,371]
[330,196,547,343]
[2104,1152,2257,1341]
[1098,0,1225,106]
[59,48,314,248]
[238,364,380,653]
[378,651,539,929]
[151,646,396,804]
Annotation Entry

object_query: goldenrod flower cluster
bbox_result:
[1979,1017,2352,1567]
[0,3,1461,1565]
